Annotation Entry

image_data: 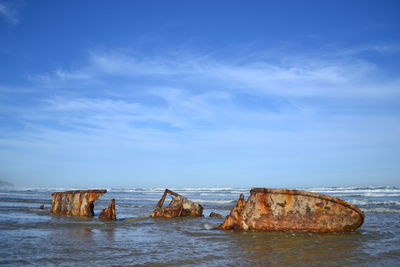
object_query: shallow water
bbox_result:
[0,187,399,266]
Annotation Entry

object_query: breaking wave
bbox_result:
[363,208,400,214]
[191,199,236,204]
[348,200,400,206]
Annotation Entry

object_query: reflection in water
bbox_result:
[226,230,366,265]
[65,226,94,241]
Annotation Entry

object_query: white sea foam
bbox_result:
[203,223,217,230]
[108,188,166,193]
[171,188,246,191]
[363,193,400,197]
[363,208,400,214]
[118,198,160,201]
[348,199,400,206]
[200,193,237,196]
[191,199,236,204]
[307,186,400,191]
[308,188,400,197]
[311,189,400,193]
[332,193,400,197]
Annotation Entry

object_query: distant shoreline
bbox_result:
[0,181,13,187]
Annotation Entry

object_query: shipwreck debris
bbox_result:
[150,189,204,218]
[99,199,117,221]
[50,189,107,217]
[219,188,364,232]
[209,212,224,218]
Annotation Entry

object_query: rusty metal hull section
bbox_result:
[51,189,107,217]
[99,199,117,220]
[150,189,203,218]
[219,188,364,232]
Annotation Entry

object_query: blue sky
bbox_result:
[0,0,399,188]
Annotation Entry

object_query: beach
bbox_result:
[0,187,399,266]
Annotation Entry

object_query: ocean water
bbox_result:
[0,186,399,266]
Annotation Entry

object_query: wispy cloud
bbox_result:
[2,47,400,186]
[20,48,400,135]
[31,49,400,100]
[0,2,19,25]
[340,43,400,56]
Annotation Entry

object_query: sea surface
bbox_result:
[0,186,399,266]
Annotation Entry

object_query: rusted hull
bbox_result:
[50,190,107,217]
[150,189,203,218]
[219,188,364,232]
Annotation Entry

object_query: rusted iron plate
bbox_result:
[219,188,364,232]
[50,189,107,217]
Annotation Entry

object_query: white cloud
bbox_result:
[30,50,400,101]
[0,3,19,25]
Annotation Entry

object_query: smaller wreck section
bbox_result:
[219,188,365,232]
[99,199,117,221]
[150,189,203,218]
[209,212,224,218]
[51,189,107,217]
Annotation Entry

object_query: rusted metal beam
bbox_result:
[150,189,203,218]
[155,189,183,209]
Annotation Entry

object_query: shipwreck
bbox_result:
[50,189,113,218]
[150,189,204,218]
[219,188,364,232]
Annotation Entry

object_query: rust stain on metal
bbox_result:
[219,188,365,232]
[277,201,286,208]
[50,189,107,217]
[150,189,203,218]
